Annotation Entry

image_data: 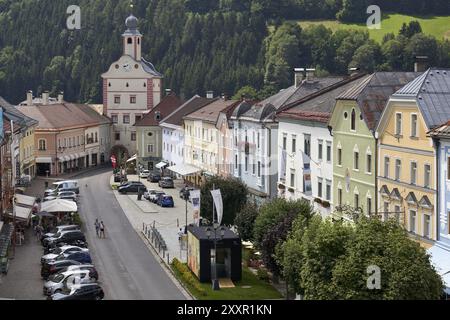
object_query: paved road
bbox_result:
[77,168,185,300]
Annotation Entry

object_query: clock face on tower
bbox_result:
[122,63,131,72]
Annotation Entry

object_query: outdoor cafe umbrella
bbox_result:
[40,199,78,213]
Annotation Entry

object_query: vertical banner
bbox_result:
[281,149,287,179]
[110,155,117,169]
[210,189,223,225]
[190,190,201,226]
[0,107,3,140]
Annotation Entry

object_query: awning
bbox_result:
[15,194,36,207]
[35,157,52,164]
[6,205,32,222]
[167,164,202,176]
[427,245,450,294]
[156,161,169,169]
[127,154,137,163]
[41,199,77,213]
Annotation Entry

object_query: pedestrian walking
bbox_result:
[94,219,100,238]
[100,221,105,238]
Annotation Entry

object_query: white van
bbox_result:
[45,180,79,195]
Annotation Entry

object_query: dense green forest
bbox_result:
[0,0,449,104]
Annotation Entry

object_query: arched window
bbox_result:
[137,38,140,45]
[127,37,132,44]
[351,109,356,131]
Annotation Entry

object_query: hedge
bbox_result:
[172,258,207,296]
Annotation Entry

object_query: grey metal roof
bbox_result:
[395,69,450,129]
[337,72,421,130]
[141,58,162,77]
[239,76,347,122]
[394,71,428,96]
[0,96,38,129]
[277,74,366,123]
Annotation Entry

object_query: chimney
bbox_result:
[294,68,305,88]
[206,91,214,99]
[58,91,64,103]
[26,90,33,106]
[414,56,429,72]
[42,91,49,105]
[305,68,316,82]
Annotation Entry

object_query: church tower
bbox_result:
[101,14,163,156]
[122,14,142,61]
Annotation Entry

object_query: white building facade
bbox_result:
[277,119,333,217]
[101,14,162,157]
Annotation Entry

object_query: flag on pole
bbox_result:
[190,190,201,226]
[210,189,223,225]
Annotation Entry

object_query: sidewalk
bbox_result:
[111,175,196,265]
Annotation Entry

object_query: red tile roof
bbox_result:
[135,93,183,127]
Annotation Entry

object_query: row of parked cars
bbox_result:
[40,224,104,300]
[43,180,80,202]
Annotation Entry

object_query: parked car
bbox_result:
[43,270,94,296]
[118,182,147,194]
[157,195,175,208]
[43,230,86,248]
[41,225,80,242]
[49,283,104,300]
[158,177,174,188]
[44,240,88,255]
[41,260,82,280]
[41,245,89,265]
[114,173,127,183]
[45,180,79,195]
[59,264,98,280]
[139,169,150,178]
[150,191,165,203]
[144,189,157,200]
[57,191,77,202]
[147,172,161,183]
[180,186,195,200]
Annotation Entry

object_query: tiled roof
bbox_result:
[239,76,346,122]
[183,99,240,123]
[161,95,216,126]
[135,94,183,127]
[277,74,366,123]
[337,72,421,130]
[17,103,111,130]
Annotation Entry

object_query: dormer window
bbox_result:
[155,112,161,121]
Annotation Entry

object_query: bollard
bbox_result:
[143,222,145,231]
[167,253,170,265]
[163,249,165,259]
[177,218,179,228]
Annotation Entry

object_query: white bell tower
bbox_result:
[122,14,142,61]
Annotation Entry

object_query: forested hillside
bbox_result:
[0,0,449,104]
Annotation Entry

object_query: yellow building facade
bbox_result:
[377,97,436,246]
[19,126,37,178]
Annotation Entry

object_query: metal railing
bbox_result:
[142,222,170,265]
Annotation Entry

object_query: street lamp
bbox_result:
[206,224,225,291]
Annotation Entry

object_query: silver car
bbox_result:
[43,270,94,296]
[41,245,89,264]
